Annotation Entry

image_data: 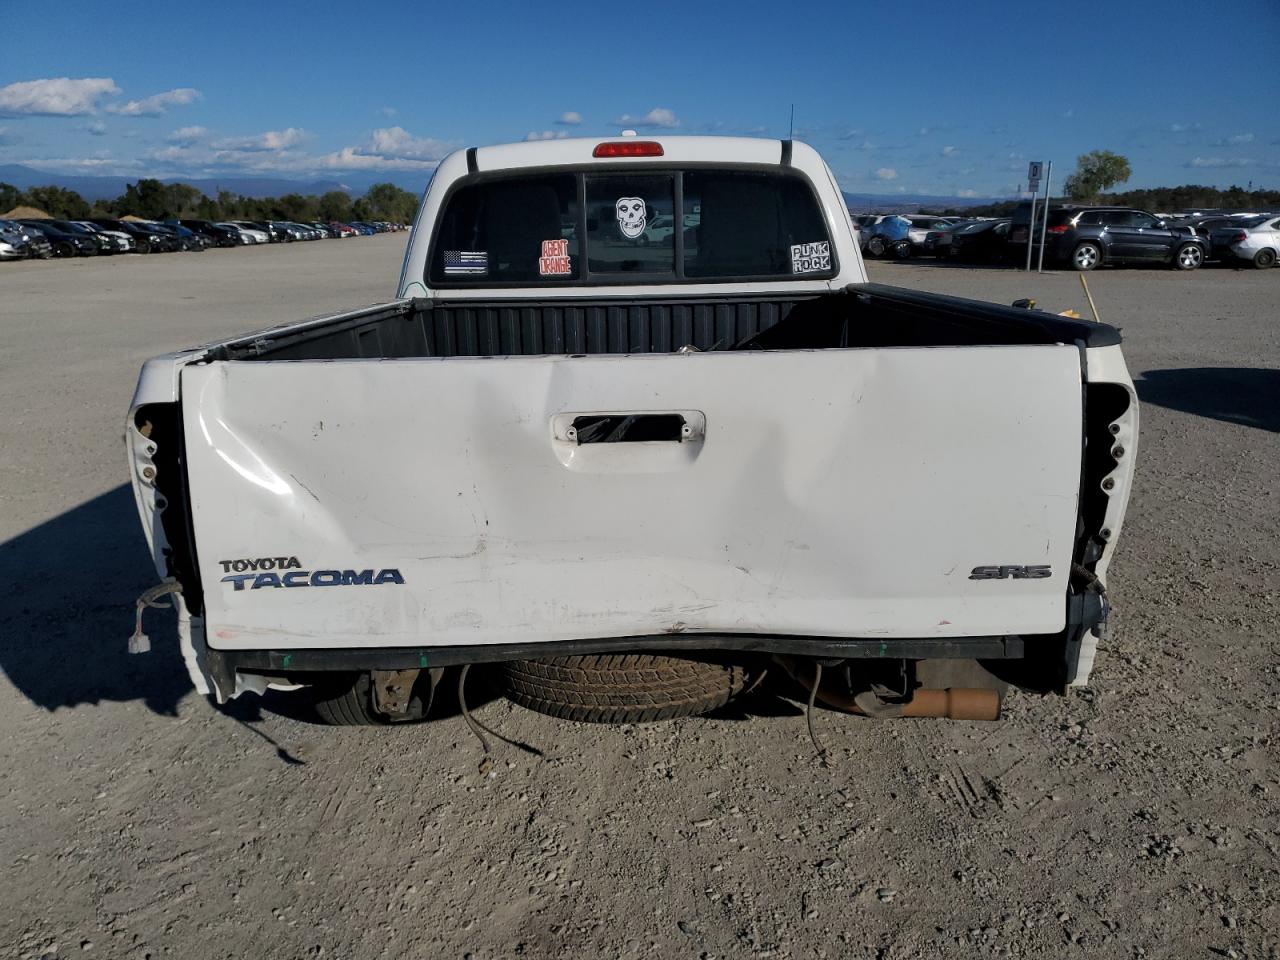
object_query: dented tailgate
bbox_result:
[182,346,1084,651]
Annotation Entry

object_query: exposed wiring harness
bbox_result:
[128,581,183,654]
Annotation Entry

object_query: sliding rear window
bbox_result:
[429,174,580,284]
[428,166,835,287]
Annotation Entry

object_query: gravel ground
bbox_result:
[1,240,1277,960]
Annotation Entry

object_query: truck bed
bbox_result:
[206,284,1119,362]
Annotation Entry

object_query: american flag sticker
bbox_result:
[443,250,488,275]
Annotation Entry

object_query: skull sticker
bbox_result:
[615,197,647,239]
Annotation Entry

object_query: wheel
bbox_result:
[55,241,75,258]
[891,240,912,259]
[312,673,384,724]
[866,236,886,258]
[310,671,436,724]
[1173,243,1203,270]
[502,654,750,723]
[1072,242,1101,271]
[1254,248,1277,269]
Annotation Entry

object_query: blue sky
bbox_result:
[2,0,1277,197]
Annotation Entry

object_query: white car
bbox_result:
[72,221,136,253]
[222,221,269,244]
[1210,214,1280,268]
[126,135,1138,731]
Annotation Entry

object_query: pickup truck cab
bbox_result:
[127,135,1138,730]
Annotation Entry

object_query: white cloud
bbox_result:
[875,167,897,181]
[525,130,568,141]
[557,111,583,126]
[941,145,958,157]
[84,120,107,136]
[18,154,140,172]
[106,87,200,117]
[1188,156,1254,168]
[0,77,120,116]
[616,107,679,129]
[213,127,308,152]
[957,189,978,198]
[1169,122,1201,133]
[1215,132,1254,146]
[167,125,208,145]
[315,147,439,171]
[311,127,455,171]
[366,126,451,160]
[379,106,397,117]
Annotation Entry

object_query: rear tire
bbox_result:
[1254,248,1277,269]
[866,236,886,258]
[1072,242,1101,271]
[312,673,384,725]
[1173,243,1203,270]
[502,654,749,723]
[55,241,74,258]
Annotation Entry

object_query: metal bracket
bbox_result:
[371,668,421,718]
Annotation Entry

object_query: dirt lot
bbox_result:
[1,239,1277,960]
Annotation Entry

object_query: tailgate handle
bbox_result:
[568,413,690,444]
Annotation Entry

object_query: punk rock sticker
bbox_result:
[539,238,572,276]
[790,240,831,274]
[615,197,646,239]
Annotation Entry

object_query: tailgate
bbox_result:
[182,346,1083,650]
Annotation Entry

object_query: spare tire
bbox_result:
[502,654,749,723]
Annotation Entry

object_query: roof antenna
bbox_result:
[788,104,795,140]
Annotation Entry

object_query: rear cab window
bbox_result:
[428,165,835,287]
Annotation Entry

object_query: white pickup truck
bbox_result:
[127,135,1138,728]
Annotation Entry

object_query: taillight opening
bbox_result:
[593,141,664,158]
[1046,224,1070,234]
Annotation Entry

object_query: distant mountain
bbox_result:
[842,191,1003,213]
[2,162,993,208]
[0,163,431,200]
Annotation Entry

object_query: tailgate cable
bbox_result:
[128,581,183,654]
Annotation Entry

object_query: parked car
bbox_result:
[0,219,53,258]
[229,220,276,243]
[922,219,980,258]
[944,219,1012,263]
[222,221,269,244]
[89,218,176,253]
[39,219,121,255]
[0,220,33,259]
[902,216,957,255]
[1208,214,1280,268]
[126,135,1137,732]
[328,221,358,238]
[72,221,137,253]
[18,220,99,257]
[861,215,912,258]
[177,219,240,248]
[154,222,210,251]
[1021,206,1208,271]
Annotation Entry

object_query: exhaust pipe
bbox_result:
[775,657,1001,721]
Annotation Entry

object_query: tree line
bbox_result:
[0,179,419,224]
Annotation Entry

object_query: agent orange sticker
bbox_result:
[539,238,571,276]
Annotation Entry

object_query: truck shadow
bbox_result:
[1135,367,1280,433]
[0,484,193,715]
